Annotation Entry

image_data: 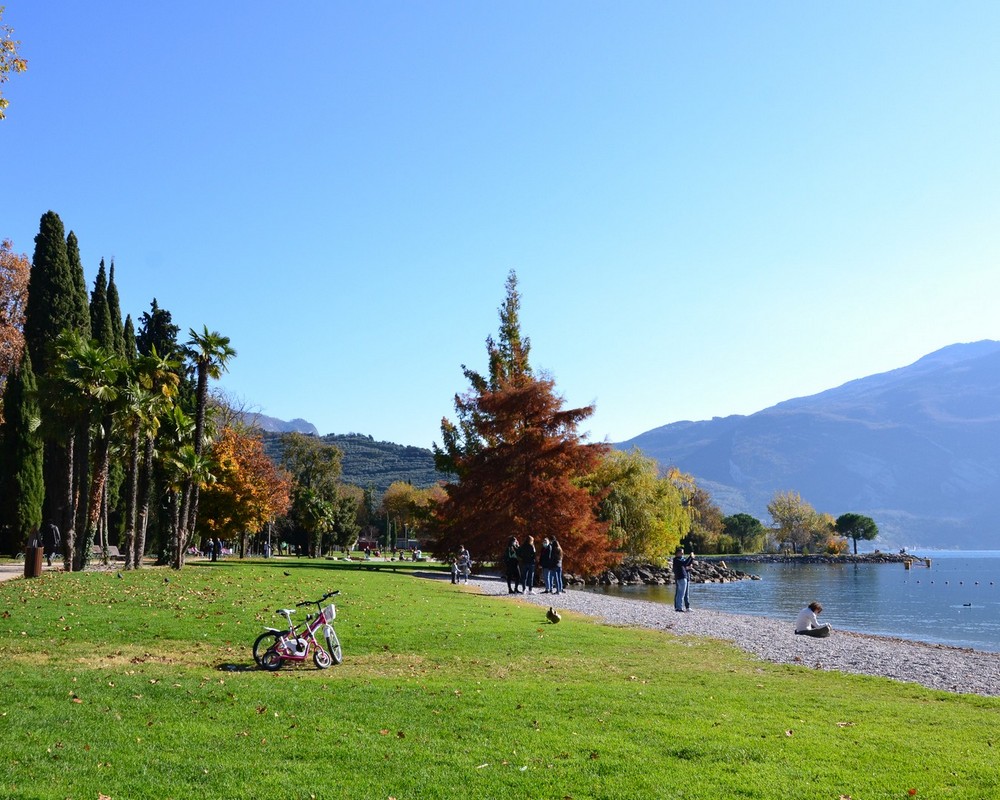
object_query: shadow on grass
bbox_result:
[217,662,258,672]
[188,558,455,578]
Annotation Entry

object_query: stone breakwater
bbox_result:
[565,560,758,588]
[454,574,1000,698]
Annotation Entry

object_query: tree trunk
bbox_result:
[72,422,91,571]
[78,418,113,571]
[61,436,76,571]
[133,436,155,570]
[122,429,140,569]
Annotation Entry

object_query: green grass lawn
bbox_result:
[2,559,998,799]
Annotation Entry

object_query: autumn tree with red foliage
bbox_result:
[198,426,292,556]
[0,238,30,412]
[433,272,615,575]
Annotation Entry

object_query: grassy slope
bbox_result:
[1,560,998,799]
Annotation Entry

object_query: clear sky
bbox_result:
[3,2,999,449]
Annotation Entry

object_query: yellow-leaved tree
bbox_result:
[0,6,28,120]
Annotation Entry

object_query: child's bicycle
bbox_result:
[252,590,342,670]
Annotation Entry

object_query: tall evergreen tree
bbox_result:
[65,231,91,336]
[136,299,181,359]
[89,259,115,348]
[122,314,136,362]
[107,261,125,357]
[0,350,44,553]
[24,213,90,541]
[23,212,74,377]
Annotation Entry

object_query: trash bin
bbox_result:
[23,546,43,578]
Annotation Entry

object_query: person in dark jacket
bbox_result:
[517,535,537,593]
[42,522,61,567]
[540,537,555,593]
[505,536,521,594]
[672,546,695,611]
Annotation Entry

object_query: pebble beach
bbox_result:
[458,574,1000,698]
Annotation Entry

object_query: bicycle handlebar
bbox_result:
[293,591,340,608]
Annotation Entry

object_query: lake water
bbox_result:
[583,552,1000,653]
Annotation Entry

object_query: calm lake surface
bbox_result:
[583,552,1000,653]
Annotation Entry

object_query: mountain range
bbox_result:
[619,341,1000,550]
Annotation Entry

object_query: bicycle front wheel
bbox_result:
[326,629,343,665]
[252,631,281,667]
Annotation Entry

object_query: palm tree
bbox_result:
[147,403,194,569]
[180,327,236,565]
[168,444,214,568]
[120,349,180,569]
[51,333,125,571]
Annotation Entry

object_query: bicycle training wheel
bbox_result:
[326,629,343,665]
[260,647,283,671]
[252,631,281,666]
[313,646,332,669]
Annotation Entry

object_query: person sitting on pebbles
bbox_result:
[794,601,832,637]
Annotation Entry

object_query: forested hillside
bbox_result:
[261,432,440,496]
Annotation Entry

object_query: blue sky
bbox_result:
[3,2,1000,448]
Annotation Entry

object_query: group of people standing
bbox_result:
[504,535,564,594]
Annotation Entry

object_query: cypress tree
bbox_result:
[23,211,75,377]
[65,231,92,336]
[107,261,125,357]
[0,350,44,553]
[90,259,115,349]
[122,314,137,362]
[136,299,181,359]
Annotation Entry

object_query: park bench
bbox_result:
[91,544,126,562]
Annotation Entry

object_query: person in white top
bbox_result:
[794,601,832,637]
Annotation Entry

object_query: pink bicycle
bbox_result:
[253,591,342,670]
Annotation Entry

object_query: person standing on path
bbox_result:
[42,522,61,567]
[539,537,555,593]
[504,536,522,594]
[518,535,537,593]
[551,536,564,594]
[672,546,695,611]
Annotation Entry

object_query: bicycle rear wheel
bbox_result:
[252,631,281,667]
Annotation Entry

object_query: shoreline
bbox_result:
[452,573,1000,698]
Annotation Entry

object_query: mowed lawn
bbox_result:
[1,559,998,800]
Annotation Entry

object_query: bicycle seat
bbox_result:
[277,609,296,616]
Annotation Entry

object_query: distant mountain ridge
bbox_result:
[619,341,1000,550]
[245,414,318,435]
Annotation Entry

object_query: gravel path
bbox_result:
[450,574,1000,698]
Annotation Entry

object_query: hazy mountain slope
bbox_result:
[619,341,1000,549]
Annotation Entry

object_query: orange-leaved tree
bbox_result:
[432,271,615,575]
[198,426,292,556]
[0,238,30,414]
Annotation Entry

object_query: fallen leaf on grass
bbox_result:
[379,729,390,736]
[785,730,793,737]
[836,721,855,728]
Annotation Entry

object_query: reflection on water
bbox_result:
[584,555,1000,652]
